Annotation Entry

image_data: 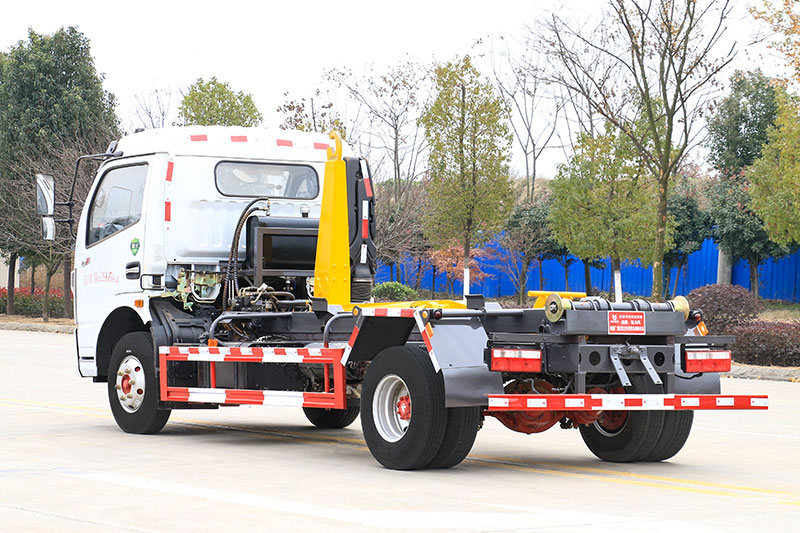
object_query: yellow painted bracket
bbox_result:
[527,290,587,309]
[314,131,350,306]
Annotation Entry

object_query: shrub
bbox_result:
[372,282,418,302]
[730,321,800,367]
[0,287,65,318]
[686,284,758,334]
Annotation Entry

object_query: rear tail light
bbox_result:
[490,348,542,372]
[684,350,731,373]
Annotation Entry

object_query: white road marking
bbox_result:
[64,471,639,530]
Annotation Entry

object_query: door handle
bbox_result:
[125,261,141,280]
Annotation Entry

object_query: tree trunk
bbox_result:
[63,256,73,319]
[651,175,669,299]
[6,252,17,315]
[431,265,436,299]
[538,259,544,291]
[518,260,529,305]
[671,262,682,299]
[563,261,570,291]
[43,269,52,321]
[749,262,760,300]
[663,268,672,300]
[583,260,592,296]
[30,264,36,294]
[463,240,471,298]
[611,256,622,303]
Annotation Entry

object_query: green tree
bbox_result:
[0,27,118,320]
[706,70,779,176]
[663,193,712,298]
[549,125,666,298]
[708,177,787,299]
[179,77,262,127]
[419,56,513,293]
[705,70,785,299]
[749,90,800,246]
[488,193,553,304]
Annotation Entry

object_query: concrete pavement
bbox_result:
[1,329,799,531]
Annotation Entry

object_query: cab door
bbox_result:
[74,159,151,372]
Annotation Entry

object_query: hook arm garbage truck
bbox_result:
[34,126,767,470]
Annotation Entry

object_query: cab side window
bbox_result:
[86,164,148,246]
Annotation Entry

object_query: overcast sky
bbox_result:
[0,0,787,178]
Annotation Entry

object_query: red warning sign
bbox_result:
[608,311,646,335]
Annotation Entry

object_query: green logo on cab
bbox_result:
[130,238,140,256]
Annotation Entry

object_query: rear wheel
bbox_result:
[361,346,446,470]
[579,375,664,462]
[641,411,693,461]
[303,406,360,429]
[426,406,481,469]
[107,332,171,434]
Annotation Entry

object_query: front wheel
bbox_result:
[361,346,446,470]
[107,332,171,434]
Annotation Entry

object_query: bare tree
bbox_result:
[327,61,429,196]
[133,88,175,130]
[490,37,563,201]
[541,0,736,297]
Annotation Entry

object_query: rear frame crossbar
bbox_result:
[158,345,347,409]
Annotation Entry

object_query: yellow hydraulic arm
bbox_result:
[313,132,351,306]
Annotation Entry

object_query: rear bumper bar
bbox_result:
[487,394,768,411]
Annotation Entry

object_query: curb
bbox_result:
[725,364,800,383]
[0,322,76,334]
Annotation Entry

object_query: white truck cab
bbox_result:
[70,126,351,379]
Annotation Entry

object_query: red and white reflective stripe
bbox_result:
[361,200,369,238]
[490,348,542,372]
[159,345,338,364]
[164,201,171,222]
[182,388,304,406]
[685,349,731,373]
[190,134,207,142]
[486,394,769,411]
[359,160,373,198]
[314,142,329,150]
[230,135,247,142]
[413,311,439,372]
[163,387,338,408]
[276,139,293,147]
[340,325,360,365]
[358,308,416,318]
[165,160,174,181]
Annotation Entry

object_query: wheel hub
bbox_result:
[372,374,411,443]
[115,355,146,413]
[396,395,411,420]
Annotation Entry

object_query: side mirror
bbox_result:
[36,173,56,216]
[42,216,55,240]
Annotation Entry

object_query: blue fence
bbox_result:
[376,238,800,302]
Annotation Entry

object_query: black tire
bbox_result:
[303,406,360,429]
[107,331,171,434]
[361,345,447,470]
[579,375,665,463]
[426,406,481,469]
[640,411,693,462]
